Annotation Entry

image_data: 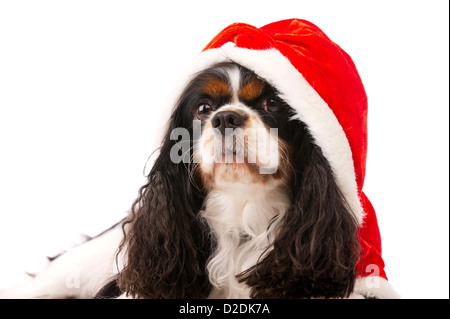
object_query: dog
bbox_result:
[2,19,399,299]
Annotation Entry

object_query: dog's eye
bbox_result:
[195,104,213,120]
[262,98,282,112]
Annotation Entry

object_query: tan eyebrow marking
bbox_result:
[239,78,266,101]
[202,78,231,99]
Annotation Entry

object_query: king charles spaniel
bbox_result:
[2,62,360,299]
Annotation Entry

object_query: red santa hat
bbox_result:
[165,19,399,298]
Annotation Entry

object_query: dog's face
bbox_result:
[176,62,294,190]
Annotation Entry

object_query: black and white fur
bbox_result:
[2,63,361,299]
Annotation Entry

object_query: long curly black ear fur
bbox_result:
[117,105,212,298]
[238,121,360,298]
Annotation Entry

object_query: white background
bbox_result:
[0,0,448,299]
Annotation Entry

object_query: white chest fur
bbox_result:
[201,183,290,298]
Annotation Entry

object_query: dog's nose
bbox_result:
[211,111,246,135]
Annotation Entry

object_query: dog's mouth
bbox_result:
[219,144,246,165]
[194,105,287,184]
[199,131,281,175]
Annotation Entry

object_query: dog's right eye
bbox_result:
[195,104,213,120]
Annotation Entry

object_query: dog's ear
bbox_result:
[238,123,360,298]
[117,112,212,299]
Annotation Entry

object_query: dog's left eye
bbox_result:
[262,98,282,112]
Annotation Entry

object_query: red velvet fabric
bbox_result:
[203,19,387,280]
